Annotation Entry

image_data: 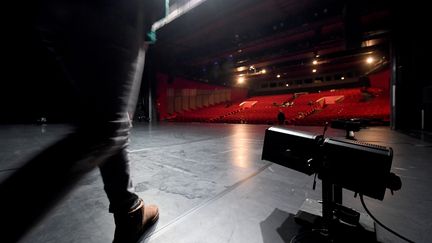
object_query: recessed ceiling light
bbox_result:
[237,66,247,72]
[366,57,375,64]
[237,76,245,84]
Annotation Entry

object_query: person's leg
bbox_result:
[99,147,139,213]
[0,0,157,242]
[53,1,160,241]
[34,0,146,203]
[0,126,131,242]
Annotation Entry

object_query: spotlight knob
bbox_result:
[387,172,402,192]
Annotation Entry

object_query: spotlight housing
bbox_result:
[262,127,323,175]
[262,127,400,200]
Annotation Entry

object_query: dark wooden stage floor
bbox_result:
[1,123,431,243]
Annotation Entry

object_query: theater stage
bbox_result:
[0,123,431,243]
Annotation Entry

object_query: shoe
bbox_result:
[113,198,159,243]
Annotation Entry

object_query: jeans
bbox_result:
[0,0,150,241]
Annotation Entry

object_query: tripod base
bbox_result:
[293,199,378,243]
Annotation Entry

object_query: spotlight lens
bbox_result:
[366,57,374,64]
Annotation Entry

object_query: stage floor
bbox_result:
[1,123,431,243]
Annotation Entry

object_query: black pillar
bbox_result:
[136,47,158,123]
[392,1,432,131]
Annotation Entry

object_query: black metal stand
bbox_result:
[321,179,336,234]
[294,179,377,243]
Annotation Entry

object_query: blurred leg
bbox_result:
[0,0,148,242]
[99,146,139,213]
[0,126,131,242]
[38,0,147,212]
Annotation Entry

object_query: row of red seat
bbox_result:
[169,88,390,125]
[171,101,244,122]
[297,90,390,125]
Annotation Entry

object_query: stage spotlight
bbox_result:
[262,126,402,240]
[262,127,323,175]
[320,137,393,200]
[262,127,401,200]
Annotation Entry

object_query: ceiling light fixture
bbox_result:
[237,66,247,72]
[237,76,245,84]
[366,57,375,64]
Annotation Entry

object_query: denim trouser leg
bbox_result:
[36,0,147,212]
[99,139,140,214]
[0,0,147,241]
[43,0,147,213]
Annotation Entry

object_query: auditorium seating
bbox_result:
[170,101,244,123]
[298,88,390,125]
[168,88,390,125]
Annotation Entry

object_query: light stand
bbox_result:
[293,177,376,243]
[262,127,401,243]
[331,119,365,140]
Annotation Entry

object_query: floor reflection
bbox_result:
[229,125,254,169]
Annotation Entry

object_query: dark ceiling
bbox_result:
[151,0,392,87]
